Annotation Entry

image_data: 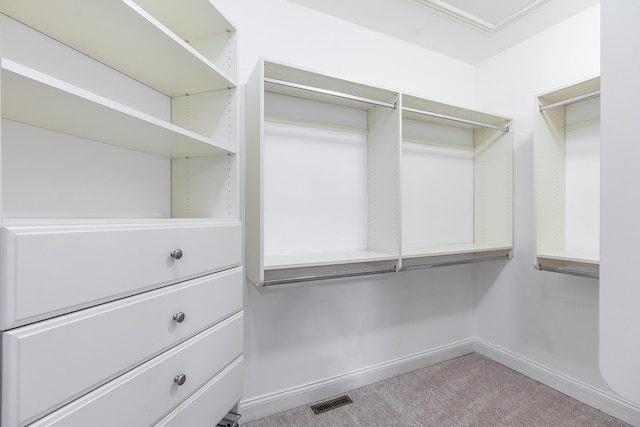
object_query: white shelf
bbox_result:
[266,250,397,270]
[1,59,234,158]
[402,94,510,130]
[0,0,235,96]
[264,60,397,109]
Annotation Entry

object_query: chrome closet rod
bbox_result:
[402,106,509,132]
[401,254,510,272]
[264,77,397,109]
[263,266,397,286]
[539,265,599,279]
[539,90,600,111]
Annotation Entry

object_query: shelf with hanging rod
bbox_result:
[246,58,400,287]
[246,59,515,287]
[535,76,601,278]
[400,93,514,269]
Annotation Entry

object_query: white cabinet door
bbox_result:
[0,221,241,328]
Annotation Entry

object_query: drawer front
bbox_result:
[0,221,241,328]
[154,357,243,427]
[2,268,242,427]
[28,312,243,427]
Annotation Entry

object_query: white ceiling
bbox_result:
[287,0,599,64]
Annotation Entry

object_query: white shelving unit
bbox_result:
[0,1,242,426]
[401,94,513,270]
[246,59,400,286]
[535,76,600,278]
[246,59,513,287]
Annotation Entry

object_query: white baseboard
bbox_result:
[238,338,640,425]
[238,338,475,423]
[473,339,640,427]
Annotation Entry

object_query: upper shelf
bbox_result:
[264,59,398,110]
[402,94,511,131]
[0,0,236,96]
[1,59,236,158]
[538,76,600,106]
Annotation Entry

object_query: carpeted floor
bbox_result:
[241,353,629,426]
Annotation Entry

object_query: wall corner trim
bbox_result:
[238,338,640,425]
[473,339,640,426]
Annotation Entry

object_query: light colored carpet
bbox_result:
[241,353,629,426]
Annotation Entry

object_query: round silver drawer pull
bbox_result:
[174,374,187,386]
[170,249,183,260]
[172,312,186,323]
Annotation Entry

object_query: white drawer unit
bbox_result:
[0,220,241,329]
[2,267,242,426]
[0,1,243,426]
[26,313,243,427]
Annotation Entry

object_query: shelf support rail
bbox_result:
[263,266,397,286]
[539,90,601,112]
[539,265,599,279]
[264,78,397,109]
[401,254,510,272]
[402,106,509,132]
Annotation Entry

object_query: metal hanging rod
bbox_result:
[402,106,509,132]
[539,90,600,112]
[539,265,599,279]
[264,77,397,109]
[263,266,397,286]
[401,254,510,272]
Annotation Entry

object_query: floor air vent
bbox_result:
[310,395,353,414]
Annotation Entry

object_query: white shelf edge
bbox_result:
[1,59,236,158]
[537,250,600,265]
[1,218,242,232]
[265,250,398,270]
[402,243,512,259]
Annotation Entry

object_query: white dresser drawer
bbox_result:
[27,312,243,427]
[0,220,241,328]
[2,268,242,427]
[155,357,243,427]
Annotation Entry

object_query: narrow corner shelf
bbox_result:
[535,76,601,278]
